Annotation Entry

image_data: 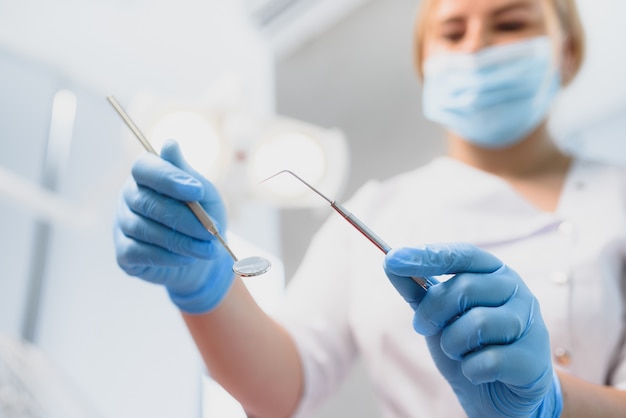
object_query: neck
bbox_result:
[447,123,570,180]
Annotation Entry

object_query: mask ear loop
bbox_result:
[542,0,570,85]
[532,36,563,109]
[559,35,577,86]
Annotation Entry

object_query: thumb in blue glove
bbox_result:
[384,243,562,418]
[114,139,235,314]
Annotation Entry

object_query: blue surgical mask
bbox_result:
[422,36,561,148]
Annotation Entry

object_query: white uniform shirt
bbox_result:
[278,156,626,418]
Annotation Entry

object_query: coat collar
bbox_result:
[373,157,569,247]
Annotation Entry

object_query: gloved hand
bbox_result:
[114,139,235,314]
[384,243,562,418]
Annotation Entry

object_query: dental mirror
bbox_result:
[107,95,271,277]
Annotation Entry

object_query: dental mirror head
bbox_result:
[233,256,272,277]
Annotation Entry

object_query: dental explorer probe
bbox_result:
[107,96,270,277]
[261,170,435,290]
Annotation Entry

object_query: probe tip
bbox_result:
[259,170,333,204]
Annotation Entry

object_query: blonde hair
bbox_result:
[413,0,585,85]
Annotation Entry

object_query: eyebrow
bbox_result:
[492,1,533,17]
[438,1,533,25]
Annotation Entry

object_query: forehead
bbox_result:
[431,0,543,19]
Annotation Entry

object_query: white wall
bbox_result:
[0,1,275,417]
[0,0,274,108]
[550,0,626,143]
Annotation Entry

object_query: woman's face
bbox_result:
[422,0,549,60]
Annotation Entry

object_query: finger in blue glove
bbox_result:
[383,243,562,418]
[114,139,235,314]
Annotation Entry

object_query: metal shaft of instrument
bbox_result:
[329,202,391,253]
[263,170,433,290]
[330,202,432,290]
[107,96,238,262]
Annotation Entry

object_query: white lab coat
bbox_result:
[278,156,626,418]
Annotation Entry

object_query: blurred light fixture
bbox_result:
[251,131,326,194]
[149,109,228,181]
[125,93,234,183]
[125,91,349,208]
[246,116,349,208]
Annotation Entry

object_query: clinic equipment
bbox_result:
[0,334,101,417]
[107,96,271,278]
[262,170,434,290]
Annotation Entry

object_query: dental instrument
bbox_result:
[262,170,434,290]
[107,96,270,278]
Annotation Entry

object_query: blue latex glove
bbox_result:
[114,139,235,314]
[384,243,562,418]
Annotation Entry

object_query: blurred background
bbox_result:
[1,0,625,417]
